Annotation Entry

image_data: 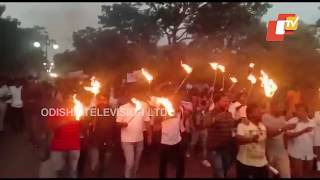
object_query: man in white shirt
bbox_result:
[262,101,296,178]
[116,96,152,178]
[309,109,320,171]
[285,104,315,178]
[8,79,24,133]
[0,78,11,132]
[236,103,268,178]
[157,104,185,178]
[228,92,248,121]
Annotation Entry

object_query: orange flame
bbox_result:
[181,62,193,74]
[217,64,225,73]
[230,77,238,83]
[73,94,84,121]
[248,74,257,84]
[259,70,278,98]
[209,62,219,71]
[141,68,153,84]
[131,97,142,113]
[151,96,175,116]
[84,76,101,96]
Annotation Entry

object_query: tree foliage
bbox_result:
[0,5,50,77]
[51,2,320,90]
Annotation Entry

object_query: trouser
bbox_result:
[8,106,24,133]
[289,156,314,178]
[49,150,81,178]
[159,142,185,178]
[87,146,112,177]
[181,131,191,151]
[268,152,291,178]
[189,129,208,160]
[210,148,233,178]
[0,102,7,132]
[143,131,152,161]
[236,160,268,178]
[121,141,144,178]
[24,109,39,145]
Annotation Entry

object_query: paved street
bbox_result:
[1,130,320,178]
[0,130,212,178]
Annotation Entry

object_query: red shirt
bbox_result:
[49,115,81,151]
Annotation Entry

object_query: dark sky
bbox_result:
[2,2,320,59]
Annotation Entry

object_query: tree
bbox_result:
[0,5,5,17]
[188,2,272,49]
[98,3,160,47]
[0,5,48,76]
[147,2,200,45]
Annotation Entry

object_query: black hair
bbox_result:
[295,103,308,112]
[213,92,228,103]
[246,103,261,117]
[189,87,200,97]
[235,91,248,101]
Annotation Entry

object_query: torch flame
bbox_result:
[248,74,257,84]
[151,96,175,116]
[181,62,193,74]
[209,62,219,71]
[217,65,225,73]
[230,77,238,83]
[84,76,101,95]
[259,70,278,98]
[141,68,153,84]
[131,97,142,113]
[249,63,255,68]
[73,94,84,121]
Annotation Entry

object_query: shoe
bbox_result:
[201,160,211,167]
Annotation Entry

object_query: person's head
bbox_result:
[97,94,108,105]
[295,103,308,120]
[236,92,248,104]
[225,91,235,101]
[13,78,22,87]
[190,87,200,103]
[246,103,263,123]
[270,101,285,117]
[27,75,34,82]
[307,105,315,119]
[214,93,230,110]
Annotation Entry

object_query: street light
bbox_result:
[33,36,59,75]
[33,42,41,48]
[53,44,59,50]
[49,72,58,78]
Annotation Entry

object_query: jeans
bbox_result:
[49,150,81,178]
[88,147,112,177]
[189,128,208,160]
[121,141,144,178]
[210,148,233,178]
[159,142,185,178]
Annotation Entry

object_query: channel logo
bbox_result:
[266,14,299,42]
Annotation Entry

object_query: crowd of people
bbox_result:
[0,75,320,178]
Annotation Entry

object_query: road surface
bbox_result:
[0,130,212,178]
